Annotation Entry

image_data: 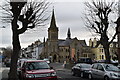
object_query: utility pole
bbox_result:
[118,0,120,64]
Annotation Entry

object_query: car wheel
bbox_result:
[104,76,109,80]
[80,72,84,78]
[88,73,92,80]
[71,70,75,76]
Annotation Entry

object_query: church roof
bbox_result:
[58,39,73,47]
[79,40,87,47]
[58,39,87,47]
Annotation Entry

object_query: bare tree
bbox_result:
[1,0,50,80]
[84,0,119,63]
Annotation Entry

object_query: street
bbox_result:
[1,62,89,80]
[50,63,89,80]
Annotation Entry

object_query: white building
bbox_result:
[20,40,44,59]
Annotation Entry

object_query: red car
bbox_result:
[18,59,57,80]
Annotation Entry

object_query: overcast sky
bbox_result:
[0,0,119,48]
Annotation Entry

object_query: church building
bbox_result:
[40,10,87,63]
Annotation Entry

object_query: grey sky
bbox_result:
[0,0,119,48]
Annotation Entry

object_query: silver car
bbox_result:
[88,63,120,80]
[118,64,120,69]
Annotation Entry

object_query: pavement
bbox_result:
[0,62,9,80]
[1,68,9,80]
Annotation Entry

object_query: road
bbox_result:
[1,62,89,80]
[50,63,89,80]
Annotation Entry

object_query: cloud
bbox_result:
[2,1,117,48]
[0,1,92,48]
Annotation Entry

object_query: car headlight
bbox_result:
[110,73,118,77]
[26,74,34,78]
[50,72,57,76]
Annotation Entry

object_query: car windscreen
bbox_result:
[103,64,120,71]
[81,64,91,68]
[26,61,50,70]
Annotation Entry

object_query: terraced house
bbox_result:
[89,38,118,61]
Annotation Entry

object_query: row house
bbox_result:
[20,40,44,59]
[89,38,118,61]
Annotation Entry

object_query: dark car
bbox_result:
[17,59,57,80]
[4,59,11,67]
[71,63,91,78]
[77,57,92,64]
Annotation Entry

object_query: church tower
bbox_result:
[47,9,59,62]
[48,9,58,41]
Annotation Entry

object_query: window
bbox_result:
[22,62,26,69]
[110,44,113,47]
[66,49,68,52]
[83,54,88,57]
[100,48,104,53]
[92,64,98,69]
[26,62,50,70]
[102,55,104,59]
[98,65,104,71]
[66,56,67,58]
[100,55,101,59]
[103,64,120,71]
[76,64,80,67]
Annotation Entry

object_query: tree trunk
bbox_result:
[8,18,21,80]
[118,48,120,64]
[104,46,111,63]
[118,28,120,64]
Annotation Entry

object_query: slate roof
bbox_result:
[79,40,87,47]
[58,39,73,46]
[58,39,87,47]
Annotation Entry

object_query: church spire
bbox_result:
[67,28,71,39]
[43,37,45,47]
[50,8,57,28]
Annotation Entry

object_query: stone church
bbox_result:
[40,10,87,63]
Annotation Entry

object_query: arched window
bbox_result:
[102,55,104,59]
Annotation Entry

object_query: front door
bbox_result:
[53,54,57,62]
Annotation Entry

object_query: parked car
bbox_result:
[77,57,92,64]
[4,59,11,67]
[43,58,50,64]
[118,64,120,69]
[97,59,106,63]
[17,59,57,80]
[71,63,91,78]
[88,63,120,80]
